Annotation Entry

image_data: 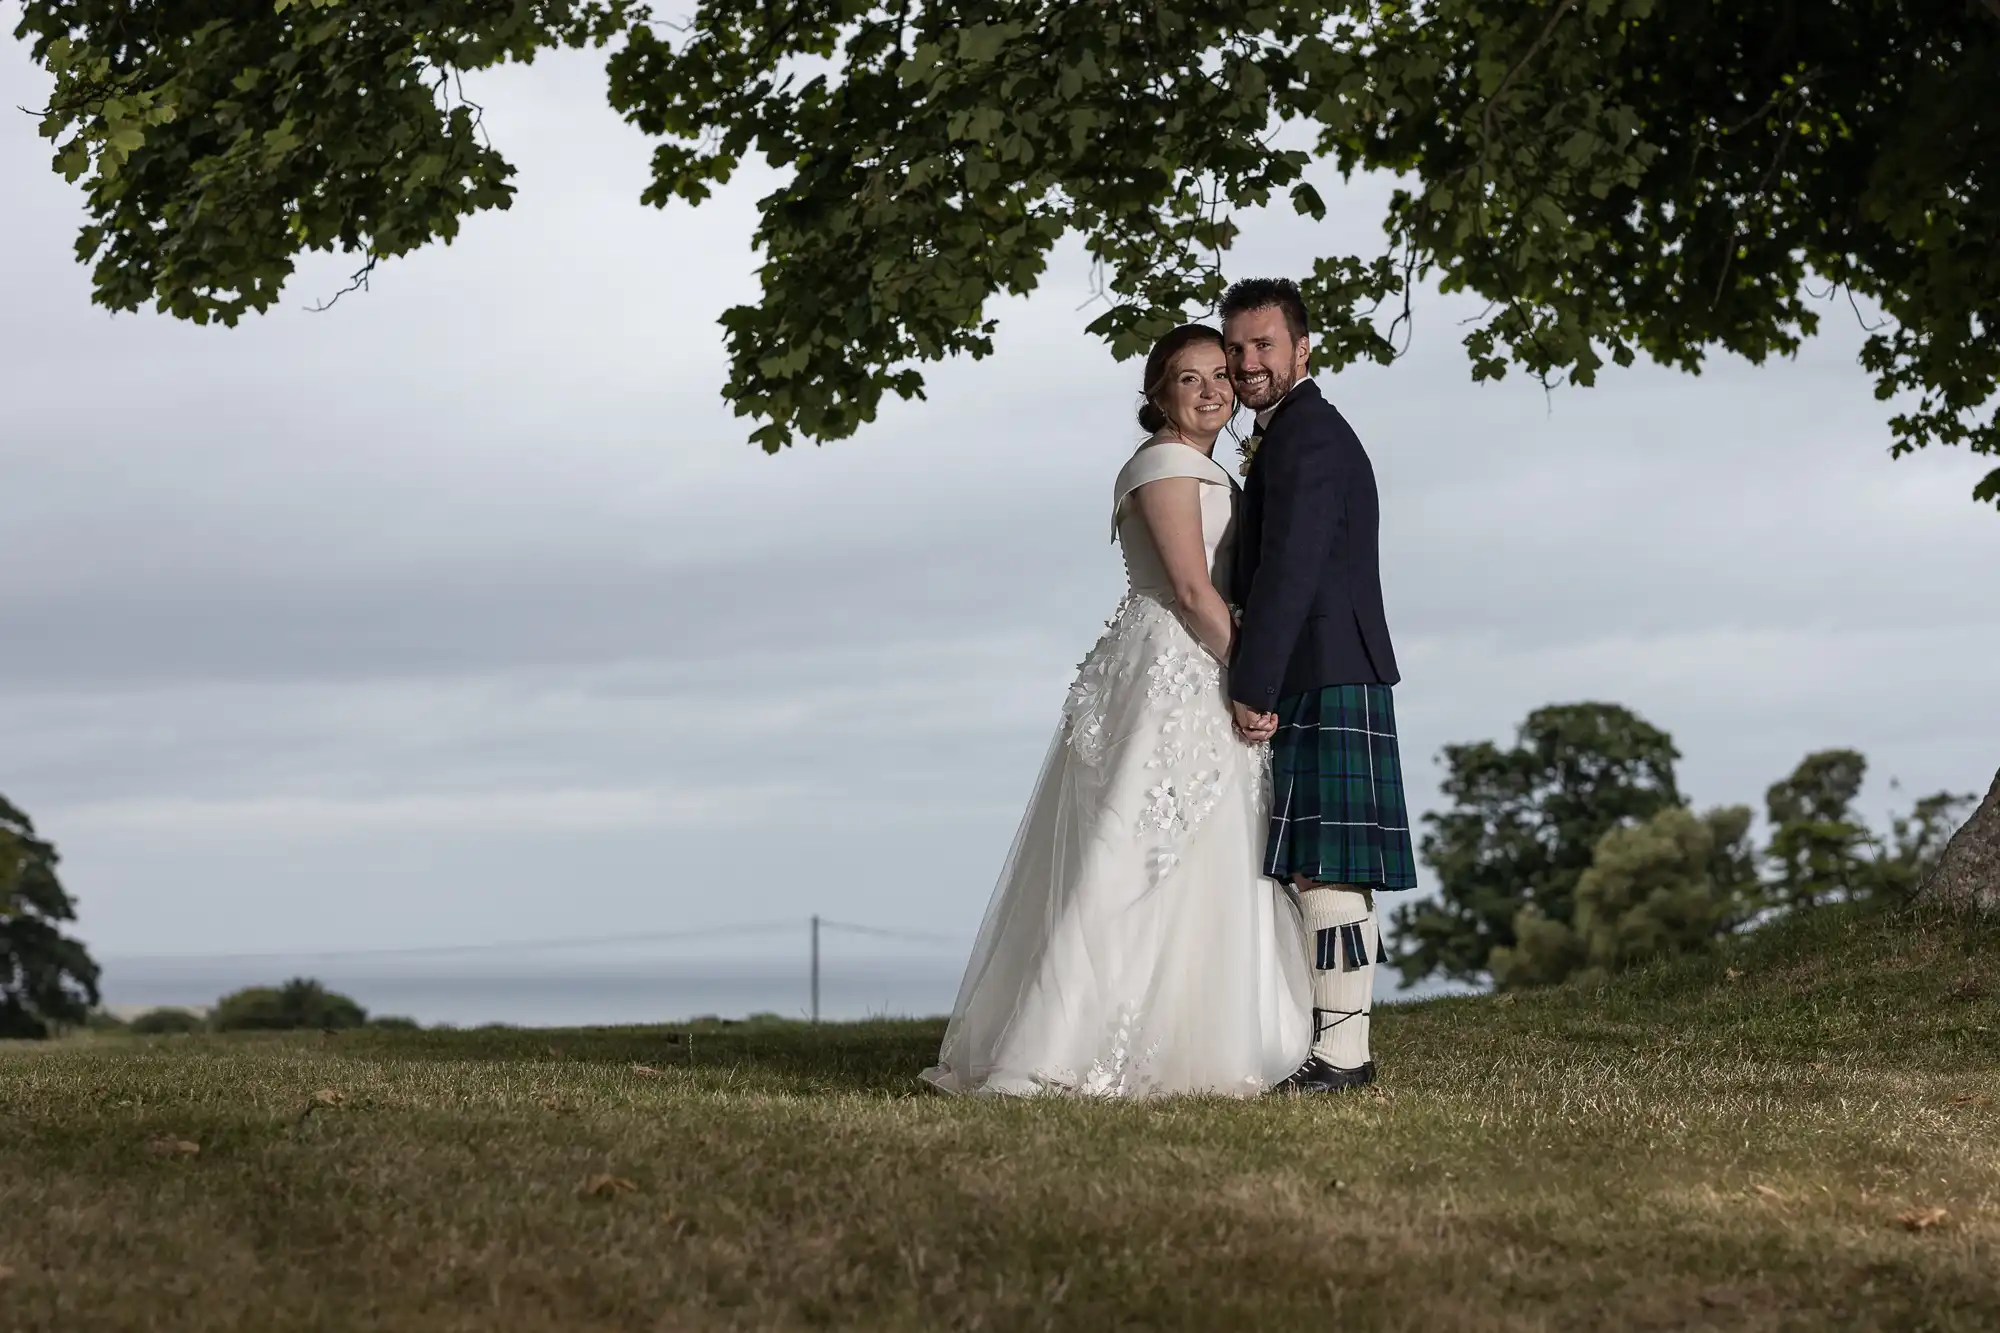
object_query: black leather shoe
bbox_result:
[1274,1056,1376,1095]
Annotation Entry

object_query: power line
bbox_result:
[817,918,961,946]
[805,918,963,1022]
[105,915,969,1026]
[114,920,798,965]
[109,917,965,965]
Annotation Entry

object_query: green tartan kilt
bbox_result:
[1263,684,1419,890]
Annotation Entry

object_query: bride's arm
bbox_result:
[1131,477,1234,661]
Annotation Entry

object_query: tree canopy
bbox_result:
[1488,803,1758,989]
[15,1,1998,502]
[210,977,369,1031]
[1403,709,1979,988]
[0,795,101,1038]
[1390,701,1684,984]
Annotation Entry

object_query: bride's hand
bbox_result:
[1230,701,1278,744]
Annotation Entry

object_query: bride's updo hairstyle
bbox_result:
[1137,322,1225,434]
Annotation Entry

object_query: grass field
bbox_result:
[4,904,1998,1332]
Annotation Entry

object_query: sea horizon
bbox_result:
[96,952,1480,1028]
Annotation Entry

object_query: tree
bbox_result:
[1489,803,1757,989]
[1917,769,2000,915]
[1761,751,1974,905]
[16,1,1998,903]
[14,0,1997,500]
[210,977,368,1031]
[1443,744,1974,990]
[1391,702,1682,984]
[1763,749,1872,908]
[0,795,101,1039]
[1873,781,1978,899]
[129,1006,207,1035]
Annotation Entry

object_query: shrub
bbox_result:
[368,1015,421,1031]
[1489,805,1758,989]
[129,1007,205,1035]
[211,978,367,1032]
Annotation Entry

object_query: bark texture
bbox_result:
[1918,767,2000,915]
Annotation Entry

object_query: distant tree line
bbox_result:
[3,795,417,1038]
[6,720,1982,1035]
[1392,704,1977,990]
[111,977,416,1035]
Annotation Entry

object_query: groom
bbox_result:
[1221,277,1417,1096]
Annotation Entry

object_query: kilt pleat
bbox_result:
[1263,684,1419,890]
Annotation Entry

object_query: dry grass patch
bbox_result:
[2,905,1997,1330]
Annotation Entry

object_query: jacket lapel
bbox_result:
[1242,379,1321,480]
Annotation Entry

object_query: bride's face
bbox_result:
[1159,342,1234,437]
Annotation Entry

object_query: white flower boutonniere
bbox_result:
[1238,431,1262,477]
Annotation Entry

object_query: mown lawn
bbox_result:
[3,904,1998,1331]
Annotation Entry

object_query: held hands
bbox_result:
[1230,701,1278,745]
[1222,609,1274,742]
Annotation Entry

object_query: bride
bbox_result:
[921,324,1311,1097]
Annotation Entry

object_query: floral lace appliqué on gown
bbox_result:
[922,440,1311,1099]
[1062,596,1239,887]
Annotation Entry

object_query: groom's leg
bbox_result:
[1297,880,1377,1072]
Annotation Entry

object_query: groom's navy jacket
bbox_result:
[1229,379,1400,709]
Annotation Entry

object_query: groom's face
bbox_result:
[1223,306,1310,412]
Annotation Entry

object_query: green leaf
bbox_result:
[17,0,1996,494]
[54,140,91,182]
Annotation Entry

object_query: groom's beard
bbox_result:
[1233,365,1295,412]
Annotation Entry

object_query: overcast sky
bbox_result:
[3,43,1995,971]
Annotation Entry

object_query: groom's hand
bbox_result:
[1231,701,1278,744]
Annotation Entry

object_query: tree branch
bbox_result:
[1481,0,1581,148]
[308,256,380,313]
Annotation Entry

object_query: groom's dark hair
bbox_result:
[1219,277,1310,344]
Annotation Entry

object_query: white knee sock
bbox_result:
[1299,885,1377,1070]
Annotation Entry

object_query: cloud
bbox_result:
[57,784,799,838]
[2,40,1996,972]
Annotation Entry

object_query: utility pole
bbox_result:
[810,913,820,1023]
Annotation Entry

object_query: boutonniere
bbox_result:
[1238,430,1262,477]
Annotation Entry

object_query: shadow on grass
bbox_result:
[66,901,2000,1096]
[323,1016,953,1096]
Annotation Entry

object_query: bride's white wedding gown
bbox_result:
[922,438,1311,1097]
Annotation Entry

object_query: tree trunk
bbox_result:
[1918,767,2000,914]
